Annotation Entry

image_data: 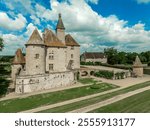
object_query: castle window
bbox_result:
[71,46,74,50]
[49,53,54,60]
[36,65,39,68]
[35,54,39,59]
[49,64,53,71]
[71,54,73,58]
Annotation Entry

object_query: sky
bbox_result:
[0,0,150,55]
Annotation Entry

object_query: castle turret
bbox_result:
[56,13,65,44]
[11,49,25,87]
[133,55,143,77]
[26,29,45,75]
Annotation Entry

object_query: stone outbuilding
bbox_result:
[133,56,143,77]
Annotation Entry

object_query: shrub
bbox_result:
[94,70,114,79]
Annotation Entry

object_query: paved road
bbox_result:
[68,86,150,113]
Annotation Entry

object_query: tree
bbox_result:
[104,47,118,65]
[0,37,4,51]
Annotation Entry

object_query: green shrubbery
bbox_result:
[144,68,150,75]
[0,77,10,97]
[94,70,114,79]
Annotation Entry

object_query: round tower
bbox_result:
[26,29,45,75]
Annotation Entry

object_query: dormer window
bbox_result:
[35,54,39,59]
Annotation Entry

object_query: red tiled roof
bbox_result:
[43,29,66,47]
[65,34,80,46]
[12,49,25,64]
[82,52,106,59]
[26,29,44,45]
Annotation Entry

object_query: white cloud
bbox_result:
[0,12,27,30]
[0,34,26,55]
[86,0,99,4]
[3,0,35,15]
[30,15,40,25]
[45,0,150,52]
[25,23,42,37]
[136,0,150,4]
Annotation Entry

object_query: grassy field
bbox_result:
[78,78,98,84]
[0,82,118,112]
[39,81,150,113]
[90,90,150,113]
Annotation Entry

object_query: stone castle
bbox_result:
[11,14,80,93]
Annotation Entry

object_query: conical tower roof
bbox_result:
[65,34,80,46]
[56,13,65,30]
[26,29,44,45]
[12,48,25,64]
[43,29,65,47]
[133,55,143,67]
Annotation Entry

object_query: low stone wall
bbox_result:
[15,71,75,93]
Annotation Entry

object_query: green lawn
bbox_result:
[90,90,150,113]
[0,83,118,112]
[78,78,98,84]
[39,81,150,113]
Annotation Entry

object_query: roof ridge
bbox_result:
[43,29,66,47]
[27,29,44,45]
[65,34,80,46]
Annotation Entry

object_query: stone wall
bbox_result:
[15,71,75,93]
[26,45,46,75]
[56,29,65,44]
[66,46,80,69]
[133,67,143,77]
[46,47,67,72]
[85,58,107,63]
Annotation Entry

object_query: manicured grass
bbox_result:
[39,81,150,113]
[90,90,150,113]
[78,78,98,84]
[0,83,118,112]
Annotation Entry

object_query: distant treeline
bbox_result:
[0,56,14,63]
[104,48,150,65]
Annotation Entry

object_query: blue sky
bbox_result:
[0,0,150,55]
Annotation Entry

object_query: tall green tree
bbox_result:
[104,47,118,65]
[0,37,4,51]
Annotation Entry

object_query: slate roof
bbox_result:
[65,34,80,46]
[12,49,25,64]
[26,29,44,45]
[43,29,66,47]
[133,55,143,67]
[82,52,106,59]
[56,13,65,30]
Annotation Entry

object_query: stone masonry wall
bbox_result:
[46,47,67,72]
[15,71,74,93]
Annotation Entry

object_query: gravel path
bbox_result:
[68,86,150,113]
